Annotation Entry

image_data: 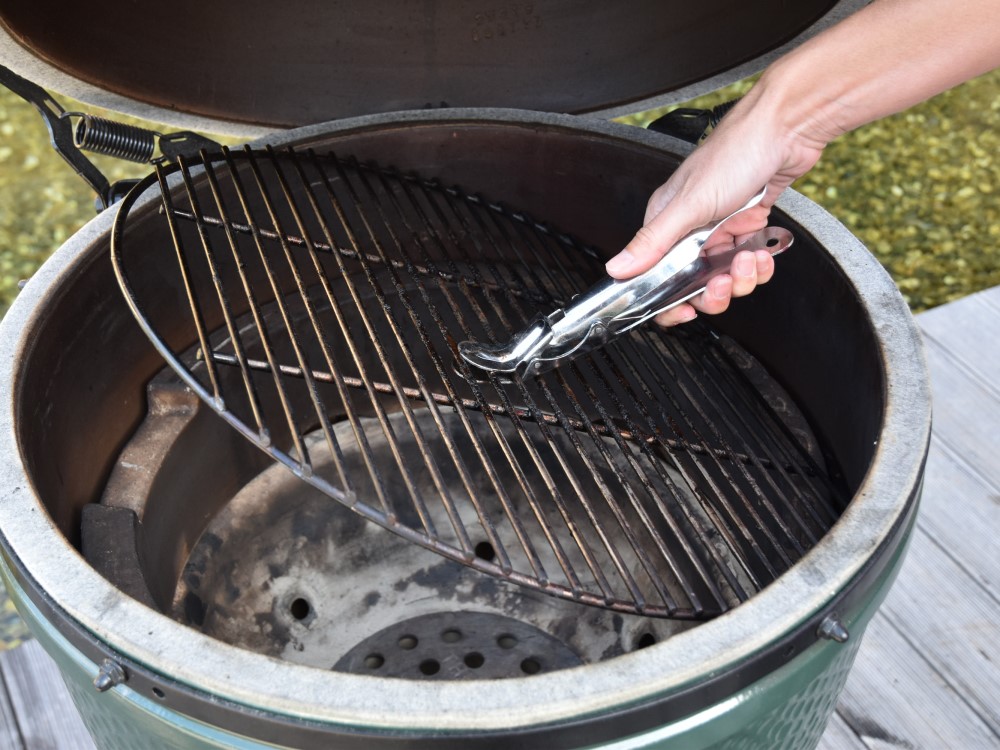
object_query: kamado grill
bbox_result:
[0,3,930,749]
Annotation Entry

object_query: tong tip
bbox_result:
[457,340,517,373]
[457,317,554,375]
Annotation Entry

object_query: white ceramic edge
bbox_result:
[0,110,931,733]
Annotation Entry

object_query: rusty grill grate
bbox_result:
[112,146,846,619]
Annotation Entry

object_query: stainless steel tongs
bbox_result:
[458,188,793,377]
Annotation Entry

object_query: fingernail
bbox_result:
[605,250,635,276]
[711,276,732,300]
[736,252,754,276]
[678,307,698,323]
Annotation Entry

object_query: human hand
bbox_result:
[605,80,828,326]
[606,0,1000,328]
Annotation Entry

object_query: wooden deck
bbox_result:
[2,286,999,750]
[818,286,1000,750]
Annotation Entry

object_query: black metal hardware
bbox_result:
[0,64,113,208]
[0,63,221,210]
[647,99,741,144]
[69,113,158,163]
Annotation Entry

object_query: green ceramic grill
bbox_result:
[0,2,927,747]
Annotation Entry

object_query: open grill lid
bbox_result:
[0,0,858,134]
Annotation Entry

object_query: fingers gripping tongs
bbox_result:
[458,188,792,377]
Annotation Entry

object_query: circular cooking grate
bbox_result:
[333,611,583,679]
[111,146,846,620]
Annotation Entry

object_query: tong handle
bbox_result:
[543,188,770,346]
[616,225,794,333]
[458,190,787,377]
[622,186,769,292]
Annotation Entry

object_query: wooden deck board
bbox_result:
[915,436,1000,603]
[0,286,998,749]
[917,290,1000,385]
[983,293,1000,317]
[0,640,95,750]
[834,608,998,749]
[0,667,23,750]
[824,285,1000,750]
[879,526,1000,732]
[920,337,1000,488]
[817,713,868,750]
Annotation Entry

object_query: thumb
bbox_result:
[605,200,703,279]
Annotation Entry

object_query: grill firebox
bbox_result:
[0,113,928,749]
[86,357,832,679]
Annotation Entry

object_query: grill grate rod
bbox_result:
[245,147,480,555]
[365,157,673,608]
[111,145,848,620]
[650,332,799,573]
[404,158,758,608]
[167,208,556,307]
[181,206,823,476]
[659,328,841,534]
[203,348,806,474]
[685,336,839,532]
[631,332,790,583]
[347,156,626,598]
[437,184,726,609]
[434,163,848,592]
[306,148,557,582]
[494,210,748,602]
[702,339,845,520]
[350,150,652,600]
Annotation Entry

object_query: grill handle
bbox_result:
[646,98,741,144]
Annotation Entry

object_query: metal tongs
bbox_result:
[458,188,793,377]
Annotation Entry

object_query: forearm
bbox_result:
[758,0,1000,146]
[607,0,1000,308]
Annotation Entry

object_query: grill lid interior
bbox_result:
[111,146,846,618]
[0,0,847,130]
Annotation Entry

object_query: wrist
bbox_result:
[751,54,847,154]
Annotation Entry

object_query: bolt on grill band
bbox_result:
[111,146,846,619]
